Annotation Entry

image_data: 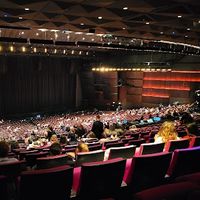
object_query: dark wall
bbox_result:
[0,55,78,117]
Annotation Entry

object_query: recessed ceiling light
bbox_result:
[25,8,29,11]
[145,22,150,25]
[187,28,190,31]
[122,27,126,30]
[185,35,188,38]
[19,16,23,19]
[178,15,182,18]
[160,32,163,34]
[123,7,128,10]
[98,16,102,19]
[80,23,84,25]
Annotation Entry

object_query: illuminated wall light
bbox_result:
[55,33,58,39]
[21,31,24,35]
[92,68,95,71]
[33,47,37,53]
[136,68,140,71]
[22,46,26,52]
[63,49,66,54]
[44,48,47,53]
[0,46,2,52]
[86,52,89,55]
[156,69,161,71]
[128,68,131,71]
[54,49,57,53]
[96,68,100,71]
[141,68,145,71]
[71,50,74,54]
[117,68,120,71]
[36,33,39,36]
[79,51,82,55]
[105,68,109,72]
[9,46,14,52]
[82,37,85,40]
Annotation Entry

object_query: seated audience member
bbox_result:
[75,123,86,138]
[186,122,200,136]
[67,141,89,159]
[50,134,59,144]
[49,142,62,156]
[67,127,78,145]
[59,134,67,146]
[0,141,18,163]
[154,121,179,143]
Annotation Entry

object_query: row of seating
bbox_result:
[1,146,200,200]
[11,136,200,169]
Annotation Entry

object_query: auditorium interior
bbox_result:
[0,1,200,200]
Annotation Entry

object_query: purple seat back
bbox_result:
[125,152,172,192]
[76,158,126,199]
[36,154,73,169]
[19,165,73,200]
[167,146,200,178]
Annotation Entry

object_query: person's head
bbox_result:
[50,134,58,143]
[75,142,89,154]
[49,142,62,156]
[9,140,19,151]
[0,141,10,158]
[186,122,200,136]
[156,121,178,143]
[96,115,101,121]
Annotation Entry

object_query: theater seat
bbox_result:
[124,152,172,193]
[19,165,73,200]
[133,181,200,200]
[74,158,126,200]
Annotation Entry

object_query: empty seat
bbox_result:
[165,138,190,152]
[128,139,146,147]
[191,136,200,147]
[107,145,136,160]
[25,151,48,167]
[138,142,165,155]
[133,181,200,200]
[74,158,126,199]
[124,152,172,193]
[104,141,124,149]
[36,154,74,169]
[76,150,104,167]
[88,144,102,151]
[167,146,200,178]
[175,172,200,185]
[19,165,73,200]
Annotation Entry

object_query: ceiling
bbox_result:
[0,0,200,50]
